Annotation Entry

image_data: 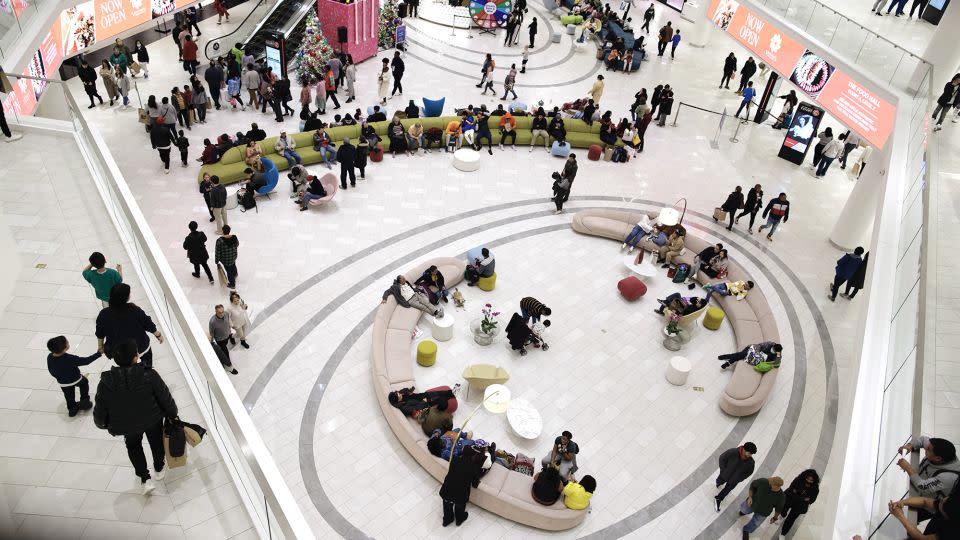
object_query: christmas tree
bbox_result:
[294,9,335,84]
[378,1,400,49]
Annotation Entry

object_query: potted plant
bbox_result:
[662,312,685,350]
[470,303,501,346]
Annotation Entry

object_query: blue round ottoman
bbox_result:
[257,158,279,195]
[551,141,571,157]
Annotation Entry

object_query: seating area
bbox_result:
[198,115,621,185]
[372,257,588,530]
[601,22,643,71]
[571,208,781,417]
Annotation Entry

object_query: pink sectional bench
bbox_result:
[571,209,781,416]
[371,257,588,530]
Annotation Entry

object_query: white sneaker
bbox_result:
[142,479,156,495]
[155,467,166,481]
[621,243,627,249]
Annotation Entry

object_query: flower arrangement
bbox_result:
[665,312,682,335]
[480,303,500,335]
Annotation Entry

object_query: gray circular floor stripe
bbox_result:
[279,203,835,539]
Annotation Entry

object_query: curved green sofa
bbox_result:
[197,115,618,184]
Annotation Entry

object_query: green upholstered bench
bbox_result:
[198,114,621,185]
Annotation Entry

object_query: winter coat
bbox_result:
[337,141,357,168]
[762,198,790,221]
[95,305,158,356]
[717,446,755,485]
[835,253,863,280]
[744,187,763,213]
[721,190,745,212]
[784,470,820,514]
[183,231,210,264]
[93,364,177,436]
[849,252,868,288]
[439,448,484,504]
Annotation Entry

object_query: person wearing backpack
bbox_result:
[93,339,178,495]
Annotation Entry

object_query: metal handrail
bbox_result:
[203,0,271,60]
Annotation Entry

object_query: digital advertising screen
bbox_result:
[265,35,286,79]
[790,50,835,98]
[710,0,740,30]
[660,0,686,12]
[778,102,823,165]
[60,1,97,56]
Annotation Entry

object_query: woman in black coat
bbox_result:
[439,444,486,527]
[735,184,764,233]
[844,252,868,299]
[95,284,163,369]
[719,186,745,231]
[720,52,737,89]
[774,469,820,535]
[183,221,213,283]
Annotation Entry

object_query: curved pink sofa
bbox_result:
[571,209,781,416]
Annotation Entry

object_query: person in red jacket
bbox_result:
[324,65,341,109]
[181,34,199,75]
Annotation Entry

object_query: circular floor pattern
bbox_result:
[248,199,838,538]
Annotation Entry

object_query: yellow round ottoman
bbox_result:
[416,340,437,366]
[478,272,497,291]
[703,307,725,330]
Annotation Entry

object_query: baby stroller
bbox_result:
[506,313,533,356]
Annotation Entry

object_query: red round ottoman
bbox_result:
[618,276,647,301]
[426,385,458,412]
[369,143,384,162]
[588,144,602,161]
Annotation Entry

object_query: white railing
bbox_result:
[2,73,314,540]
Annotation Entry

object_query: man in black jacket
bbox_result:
[714,442,757,510]
[93,339,177,495]
[337,137,357,189]
[737,57,757,94]
[204,60,225,109]
[78,59,104,108]
[391,52,405,96]
[245,122,266,142]
[932,74,960,132]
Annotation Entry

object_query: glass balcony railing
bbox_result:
[0,1,39,64]
[2,72,314,540]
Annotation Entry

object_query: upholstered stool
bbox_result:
[617,276,646,301]
[566,23,576,35]
[369,143,384,162]
[552,31,561,43]
[703,307,724,330]
[551,140,571,157]
[416,340,437,366]
[587,144,602,161]
[665,356,691,385]
[431,313,455,342]
[478,272,497,291]
[453,148,481,172]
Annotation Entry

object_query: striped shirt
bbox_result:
[520,297,547,316]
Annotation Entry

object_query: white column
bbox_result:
[829,139,891,250]
[910,3,960,93]
[685,0,713,48]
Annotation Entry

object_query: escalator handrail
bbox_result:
[203,0,271,61]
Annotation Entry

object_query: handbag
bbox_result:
[130,62,141,74]
[205,100,213,110]
[138,108,150,125]
[713,207,727,221]
[163,417,188,468]
[181,420,207,447]
[216,262,228,287]
[190,108,198,123]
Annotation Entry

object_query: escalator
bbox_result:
[204,0,314,67]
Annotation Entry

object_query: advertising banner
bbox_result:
[777,102,823,164]
[61,1,98,56]
[96,0,151,38]
[152,0,176,18]
[40,25,64,75]
[707,0,894,149]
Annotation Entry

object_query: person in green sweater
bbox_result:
[82,252,122,307]
[739,476,785,539]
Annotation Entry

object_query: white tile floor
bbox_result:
[26,0,951,537]
[0,132,253,540]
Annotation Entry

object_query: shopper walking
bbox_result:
[589,74,605,104]
[501,65,518,100]
[735,184,763,233]
[157,96,178,138]
[214,0,230,23]
[46,336,100,417]
[829,247,864,301]
[775,470,820,535]
[641,2,655,33]
[209,175,229,234]
[215,225,240,289]
[552,155,577,214]
[208,305,234,369]
[183,221,214,284]
[504,11,518,46]
[344,58,357,103]
[324,65,341,109]
[243,64,260,108]
[816,136,844,177]
[720,52,737,89]
[656,22,672,56]
[150,122,173,174]
[528,17,538,47]
[377,58,391,105]
[758,192,790,241]
[476,53,495,88]
[93,339,177,495]
[205,60,224,109]
[670,29,681,58]
[739,477,786,539]
[100,60,118,105]
[226,291,251,348]
[714,442,757,510]
[737,57,757,94]
[719,186,745,230]
[95,283,163,369]
[735,81,756,121]
[78,59,104,108]
[133,40,150,79]
[82,252,123,307]
[843,252,869,299]
[932,74,960,132]
[181,34,199,75]
[839,131,861,169]
[811,127,833,168]
[391,51,405,96]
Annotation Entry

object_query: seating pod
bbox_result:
[372,257,588,530]
[571,209,780,416]
[199,116,619,185]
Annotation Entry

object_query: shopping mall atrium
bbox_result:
[0,0,957,538]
